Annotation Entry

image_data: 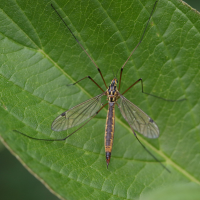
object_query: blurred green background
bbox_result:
[185,0,200,11]
[0,1,199,200]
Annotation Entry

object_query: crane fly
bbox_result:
[14,1,176,172]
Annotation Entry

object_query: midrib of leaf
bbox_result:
[4,44,200,187]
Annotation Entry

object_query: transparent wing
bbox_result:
[117,93,159,138]
[52,93,105,131]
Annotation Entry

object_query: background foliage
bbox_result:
[0,0,200,199]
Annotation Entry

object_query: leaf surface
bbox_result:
[0,0,200,199]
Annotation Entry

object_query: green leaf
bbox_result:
[139,183,200,200]
[0,0,200,199]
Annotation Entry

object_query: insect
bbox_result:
[14,1,182,171]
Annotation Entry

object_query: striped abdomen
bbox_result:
[105,102,115,168]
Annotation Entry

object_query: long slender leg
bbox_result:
[51,4,107,88]
[133,130,170,173]
[118,68,123,91]
[122,78,186,102]
[118,1,158,91]
[13,103,108,141]
[121,78,142,95]
[67,76,105,92]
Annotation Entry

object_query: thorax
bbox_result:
[106,81,118,102]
